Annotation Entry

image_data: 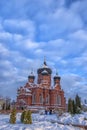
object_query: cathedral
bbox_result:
[16,59,66,111]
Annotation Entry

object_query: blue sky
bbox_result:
[0,0,87,101]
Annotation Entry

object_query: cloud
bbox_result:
[17,39,39,50]
[69,28,87,38]
[0,32,12,43]
[70,0,87,23]
[0,0,65,20]
[3,19,35,39]
[38,6,83,40]
[61,74,87,101]
[0,43,10,57]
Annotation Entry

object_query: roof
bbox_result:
[25,88,31,93]
[37,60,52,74]
[41,70,48,74]
[28,71,35,78]
[54,72,60,79]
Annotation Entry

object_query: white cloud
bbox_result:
[15,39,40,51]
[0,32,12,41]
[3,19,35,40]
[22,40,39,49]
[0,43,10,56]
[35,49,43,54]
[71,0,87,23]
[0,20,3,30]
[61,74,87,100]
[68,29,87,41]
[39,7,83,40]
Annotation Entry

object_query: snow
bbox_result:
[41,70,48,74]
[25,88,31,93]
[0,112,87,130]
[58,112,87,125]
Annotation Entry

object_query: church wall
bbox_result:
[37,74,51,87]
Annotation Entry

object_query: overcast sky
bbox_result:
[0,0,87,101]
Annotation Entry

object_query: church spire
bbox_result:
[42,56,48,68]
[44,56,47,66]
[56,69,58,76]
[30,68,34,76]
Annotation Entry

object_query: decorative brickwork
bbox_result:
[16,59,66,111]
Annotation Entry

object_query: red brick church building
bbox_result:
[16,59,66,111]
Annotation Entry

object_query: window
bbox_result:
[56,95,61,105]
[39,93,43,104]
[46,94,49,104]
[32,93,36,104]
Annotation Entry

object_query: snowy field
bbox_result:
[0,112,87,130]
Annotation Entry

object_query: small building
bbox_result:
[16,59,66,111]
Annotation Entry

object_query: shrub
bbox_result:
[9,108,16,124]
[26,110,32,124]
[21,110,32,124]
[21,110,26,123]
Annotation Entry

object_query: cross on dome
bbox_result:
[42,56,48,68]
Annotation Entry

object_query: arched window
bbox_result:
[32,93,36,104]
[46,94,49,104]
[39,93,43,104]
[56,95,61,105]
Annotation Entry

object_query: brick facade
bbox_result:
[16,60,66,111]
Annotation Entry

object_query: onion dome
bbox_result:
[54,71,61,80]
[28,71,35,79]
[37,59,52,74]
[41,70,48,75]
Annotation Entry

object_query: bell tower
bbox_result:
[37,58,52,88]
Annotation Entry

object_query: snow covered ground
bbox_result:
[0,112,87,130]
